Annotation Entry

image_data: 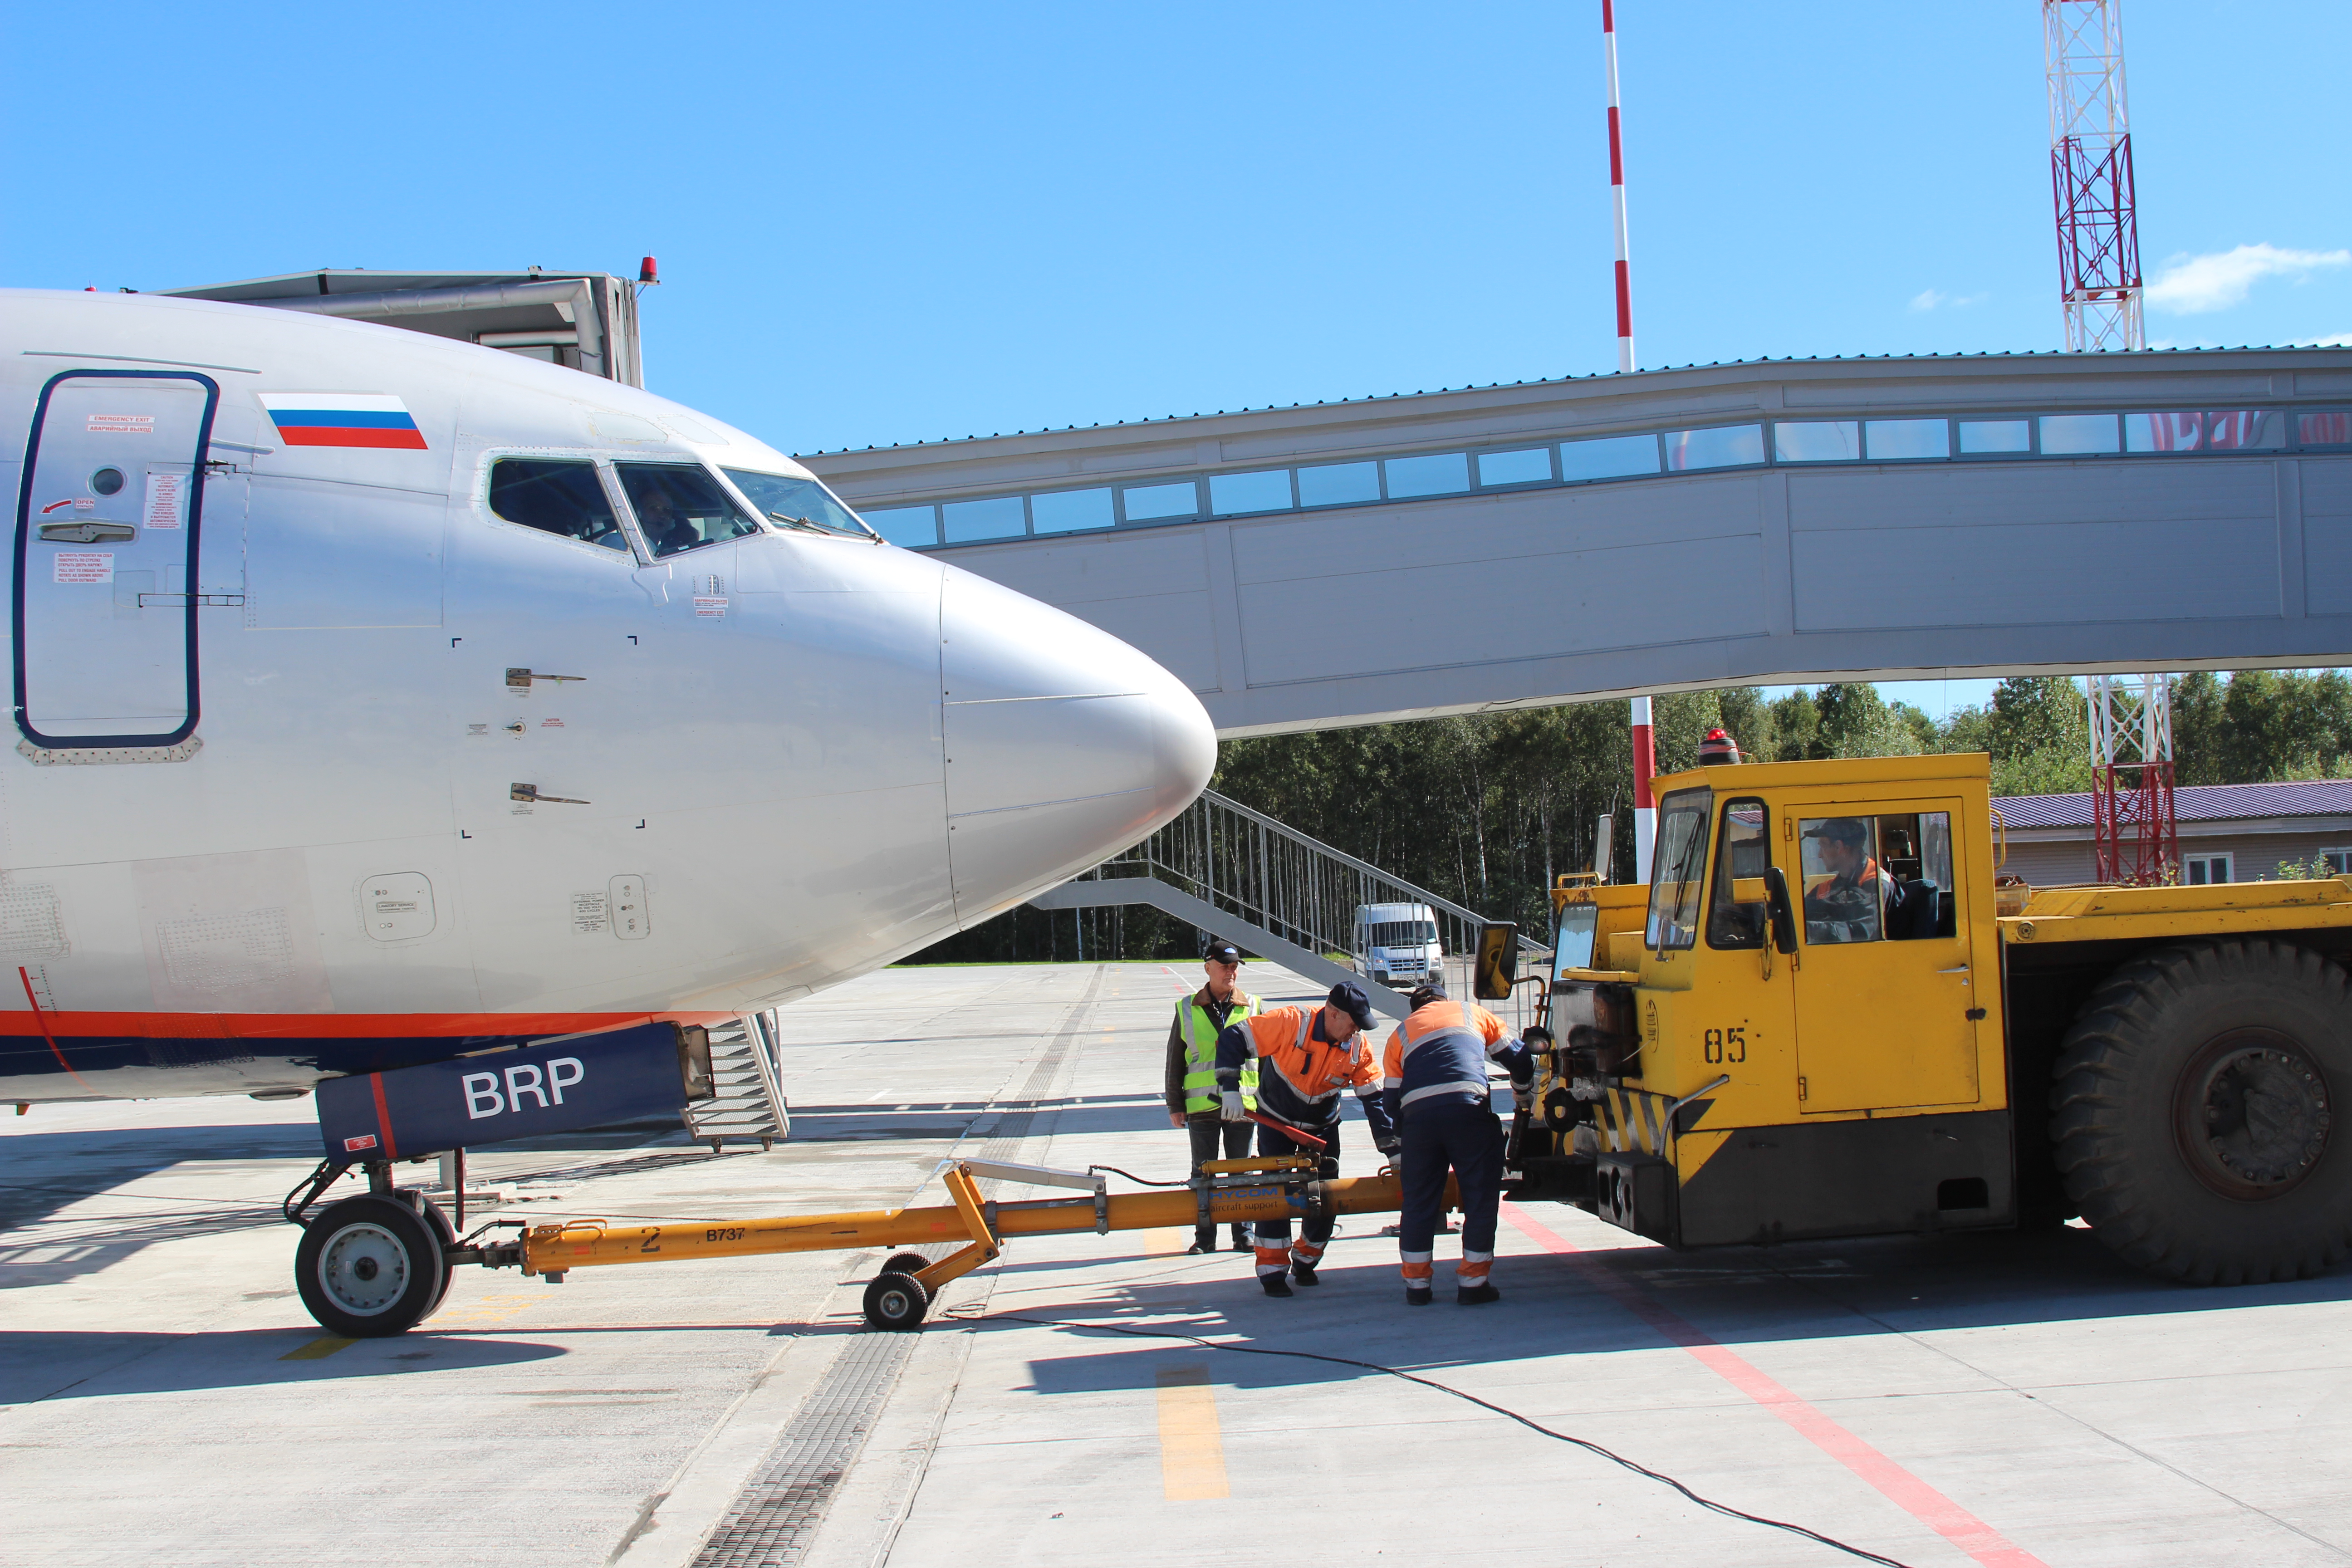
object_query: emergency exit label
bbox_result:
[54,552,113,583]
[86,415,153,435]
[144,471,183,530]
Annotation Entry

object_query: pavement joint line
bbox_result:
[1501,1200,2050,1568]
[682,965,1108,1567]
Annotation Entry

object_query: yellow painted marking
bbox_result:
[1155,1364,1229,1500]
[280,1335,355,1360]
[1144,1227,1188,1256]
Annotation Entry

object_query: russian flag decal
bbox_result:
[258,392,428,451]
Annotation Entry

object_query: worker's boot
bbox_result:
[1260,1272,1294,1298]
[1404,1286,1433,1306]
[1229,1226,1250,1252]
[1186,1229,1215,1255]
[1291,1260,1318,1286]
[1456,1283,1500,1305]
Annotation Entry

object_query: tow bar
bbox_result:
[518,1152,1441,1329]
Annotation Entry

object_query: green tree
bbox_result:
[1767,689,1820,761]
[1813,682,1921,759]
[1714,686,1775,762]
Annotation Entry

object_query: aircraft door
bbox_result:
[13,371,217,747]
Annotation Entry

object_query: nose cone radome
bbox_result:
[939,568,1216,921]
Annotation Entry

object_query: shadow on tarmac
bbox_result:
[998,1222,2352,1393]
[0,1328,567,1404]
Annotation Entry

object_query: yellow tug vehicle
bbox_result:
[1510,752,2352,1287]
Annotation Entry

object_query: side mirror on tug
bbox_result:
[1762,866,1799,955]
[1474,922,1519,1000]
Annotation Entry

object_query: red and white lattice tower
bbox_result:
[2045,1,2144,352]
[2088,675,2179,884]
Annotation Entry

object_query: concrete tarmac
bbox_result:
[4,960,2349,1567]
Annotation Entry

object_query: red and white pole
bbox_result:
[1603,0,1635,373]
[1631,695,1656,882]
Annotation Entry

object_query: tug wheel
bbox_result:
[880,1252,931,1278]
[862,1270,931,1330]
[2051,938,2352,1284]
[295,1195,446,1337]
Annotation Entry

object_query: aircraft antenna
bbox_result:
[2045,0,2143,352]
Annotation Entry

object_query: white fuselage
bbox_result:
[1,290,1215,1099]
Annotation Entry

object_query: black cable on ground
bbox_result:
[1086,1164,1191,1188]
[988,1311,1916,1568]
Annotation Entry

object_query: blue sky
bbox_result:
[5,2,2345,463]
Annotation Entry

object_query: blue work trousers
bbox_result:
[1250,1117,1340,1276]
[1397,1098,1503,1287]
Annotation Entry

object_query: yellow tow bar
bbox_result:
[516,1152,1443,1328]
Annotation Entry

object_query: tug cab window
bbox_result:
[1798,811,1957,944]
[488,459,630,551]
[721,469,874,539]
[616,462,762,558]
[1706,799,1770,948]
[1645,789,1711,950]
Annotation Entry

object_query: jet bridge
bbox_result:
[801,346,2352,737]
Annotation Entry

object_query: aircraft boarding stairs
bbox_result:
[1030,789,1546,1022]
[681,1012,791,1151]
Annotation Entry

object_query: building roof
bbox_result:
[1993,779,2352,829]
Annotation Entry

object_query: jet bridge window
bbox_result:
[616,462,763,558]
[488,460,631,551]
[722,469,873,539]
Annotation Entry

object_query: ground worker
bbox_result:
[1163,940,1262,1254]
[1213,981,1396,1297]
[1378,977,1534,1306]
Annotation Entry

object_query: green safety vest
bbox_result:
[1180,991,1262,1115]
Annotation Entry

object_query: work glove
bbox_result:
[1220,1089,1247,1122]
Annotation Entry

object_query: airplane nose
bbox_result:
[939,567,1216,921]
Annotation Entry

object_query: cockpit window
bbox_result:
[488,459,630,552]
[615,462,762,558]
[721,469,874,539]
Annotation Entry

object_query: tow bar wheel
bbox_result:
[862,1270,930,1330]
[295,1195,447,1337]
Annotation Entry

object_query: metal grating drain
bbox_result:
[685,965,1107,1566]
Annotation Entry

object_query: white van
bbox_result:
[1354,902,1442,986]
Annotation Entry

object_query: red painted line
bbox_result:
[1500,1202,2050,1568]
[0,1007,734,1039]
[368,1072,399,1161]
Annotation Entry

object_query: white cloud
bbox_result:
[2144,243,2351,314]
[1909,289,1988,312]
[2305,332,2352,347]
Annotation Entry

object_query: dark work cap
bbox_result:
[1325,981,1375,1030]
[1204,941,1244,964]
[1803,817,1869,845]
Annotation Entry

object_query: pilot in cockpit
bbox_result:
[631,485,702,557]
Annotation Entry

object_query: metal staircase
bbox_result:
[1030,789,1545,1021]
[681,1011,791,1151]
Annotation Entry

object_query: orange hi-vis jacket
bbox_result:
[1378,998,1534,1122]
[1213,1004,1397,1143]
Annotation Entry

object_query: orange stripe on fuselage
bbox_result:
[0,1009,742,1040]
